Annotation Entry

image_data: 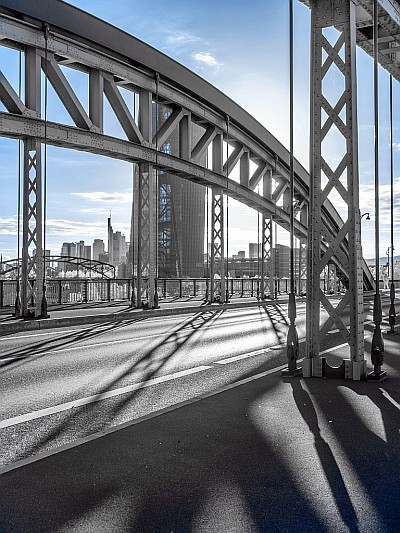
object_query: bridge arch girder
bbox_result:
[0,0,374,320]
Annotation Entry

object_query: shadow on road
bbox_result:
[1,312,400,531]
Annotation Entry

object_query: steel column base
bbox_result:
[302,357,366,380]
[367,370,387,382]
[346,360,367,381]
[282,367,302,378]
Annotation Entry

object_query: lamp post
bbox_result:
[368,0,385,380]
[283,0,301,377]
[387,74,397,335]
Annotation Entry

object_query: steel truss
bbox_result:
[0,2,376,324]
[305,0,366,380]
[133,162,157,308]
[261,169,275,299]
[210,188,225,303]
[21,140,44,317]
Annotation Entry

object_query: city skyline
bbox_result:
[0,0,399,262]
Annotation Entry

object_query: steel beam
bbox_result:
[305,0,366,380]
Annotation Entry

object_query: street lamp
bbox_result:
[368,0,385,380]
[361,212,370,220]
[387,74,397,335]
[387,247,391,269]
[283,0,301,377]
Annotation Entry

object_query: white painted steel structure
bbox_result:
[1,0,396,379]
[300,0,400,378]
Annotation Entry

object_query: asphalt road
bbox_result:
[0,296,382,468]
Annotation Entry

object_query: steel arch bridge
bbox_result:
[0,256,116,279]
[0,0,397,379]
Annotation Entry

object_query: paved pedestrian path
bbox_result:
[0,295,300,334]
[0,321,399,532]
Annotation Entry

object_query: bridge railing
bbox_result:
[0,278,273,308]
[0,278,397,309]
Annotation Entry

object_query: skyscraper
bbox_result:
[93,239,105,262]
[156,104,206,278]
[108,217,127,267]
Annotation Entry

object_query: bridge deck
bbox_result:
[1,310,399,532]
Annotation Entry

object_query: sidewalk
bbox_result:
[0,324,399,532]
[0,295,297,335]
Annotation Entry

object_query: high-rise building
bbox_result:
[108,217,127,267]
[129,103,206,279]
[60,242,77,257]
[249,243,262,259]
[83,246,91,260]
[93,239,105,262]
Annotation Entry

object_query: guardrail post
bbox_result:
[84,279,88,303]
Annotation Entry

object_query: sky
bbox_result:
[0,0,399,262]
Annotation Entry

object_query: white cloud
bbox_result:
[44,219,106,236]
[0,216,18,235]
[194,52,219,67]
[71,191,131,203]
[166,32,200,47]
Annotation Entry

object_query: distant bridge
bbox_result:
[0,256,116,279]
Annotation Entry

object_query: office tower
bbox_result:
[249,243,262,259]
[93,239,105,262]
[108,217,127,267]
[129,103,206,279]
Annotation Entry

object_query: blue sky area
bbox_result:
[0,0,399,261]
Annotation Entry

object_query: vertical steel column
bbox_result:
[261,169,274,299]
[305,0,365,380]
[89,70,104,131]
[134,88,157,308]
[210,189,225,303]
[283,0,300,376]
[388,76,397,334]
[210,133,225,303]
[130,163,138,306]
[298,205,307,296]
[21,47,43,318]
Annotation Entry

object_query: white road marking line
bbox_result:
[215,349,268,364]
[379,389,400,411]
[0,362,290,474]
[0,365,212,429]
